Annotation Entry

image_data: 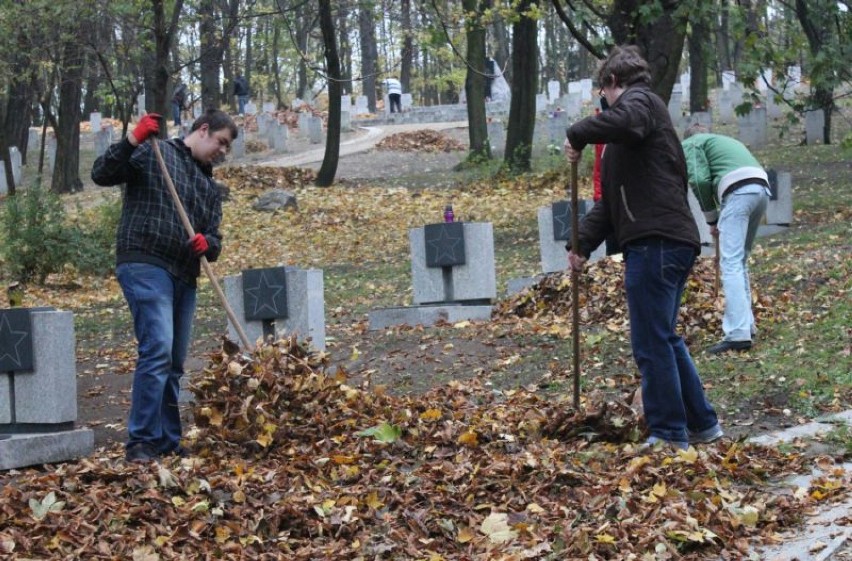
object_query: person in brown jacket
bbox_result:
[563,45,722,450]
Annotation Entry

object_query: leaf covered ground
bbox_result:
[1,335,848,560]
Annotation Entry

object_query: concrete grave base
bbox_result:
[757,224,789,238]
[505,276,543,297]
[0,428,94,470]
[368,304,493,331]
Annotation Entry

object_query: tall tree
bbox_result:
[359,1,379,112]
[52,38,85,194]
[463,0,491,162]
[144,0,185,126]
[490,10,511,84]
[794,0,847,144]
[316,0,342,186]
[199,0,221,109]
[551,0,690,103]
[338,2,354,95]
[400,0,414,92]
[688,3,713,112]
[504,0,538,173]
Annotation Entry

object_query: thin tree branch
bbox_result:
[551,0,606,59]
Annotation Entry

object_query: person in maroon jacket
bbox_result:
[563,45,722,450]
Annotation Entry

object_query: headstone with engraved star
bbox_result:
[368,222,496,330]
[410,222,496,305]
[223,267,325,351]
[0,308,94,470]
[538,200,605,273]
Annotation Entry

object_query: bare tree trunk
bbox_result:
[150,0,184,128]
[544,3,558,89]
[244,6,253,95]
[82,61,102,118]
[338,3,353,95]
[400,0,413,92]
[463,0,490,161]
[490,11,511,84]
[199,0,221,110]
[359,1,379,112]
[3,57,35,171]
[272,21,283,106]
[0,95,16,195]
[688,16,710,112]
[52,40,84,194]
[504,0,538,173]
[715,0,731,86]
[316,0,341,187]
[295,4,312,100]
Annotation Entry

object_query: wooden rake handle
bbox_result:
[149,137,254,352]
[570,161,581,410]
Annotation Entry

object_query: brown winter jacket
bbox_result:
[566,84,700,258]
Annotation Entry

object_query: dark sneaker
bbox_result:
[688,424,724,444]
[707,340,752,354]
[125,443,159,463]
[167,445,191,458]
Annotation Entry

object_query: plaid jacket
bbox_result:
[91,137,223,287]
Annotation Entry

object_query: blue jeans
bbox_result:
[718,187,769,341]
[624,238,719,442]
[117,263,196,454]
[172,102,182,126]
[238,95,248,115]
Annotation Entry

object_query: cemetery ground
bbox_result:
[0,121,850,559]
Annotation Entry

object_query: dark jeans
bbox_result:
[389,93,402,113]
[117,263,196,454]
[623,237,718,442]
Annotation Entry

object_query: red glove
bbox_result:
[189,233,209,257]
[130,113,161,145]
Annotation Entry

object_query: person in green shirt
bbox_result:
[682,125,771,354]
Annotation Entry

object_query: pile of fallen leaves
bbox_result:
[376,129,466,153]
[216,165,317,192]
[2,339,848,560]
[245,139,268,153]
[496,256,778,343]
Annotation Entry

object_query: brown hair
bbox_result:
[597,45,651,89]
[191,109,238,140]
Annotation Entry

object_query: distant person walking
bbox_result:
[383,77,402,113]
[563,45,722,450]
[171,80,188,126]
[682,126,770,354]
[233,74,250,115]
[91,109,238,463]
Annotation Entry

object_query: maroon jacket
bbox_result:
[566,84,699,258]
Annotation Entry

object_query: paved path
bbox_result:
[750,410,852,560]
[258,121,468,168]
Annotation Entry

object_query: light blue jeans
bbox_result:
[117,263,196,454]
[718,186,769,342]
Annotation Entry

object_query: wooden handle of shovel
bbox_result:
[570,161,581,410]
[149,137,254,352]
